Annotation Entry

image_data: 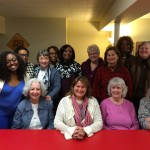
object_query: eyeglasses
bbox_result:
[88,52,99,56]
[19,54,29,57]
[6,58,17,64]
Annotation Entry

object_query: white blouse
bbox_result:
[29,103,42,129]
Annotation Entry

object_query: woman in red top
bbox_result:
[92,45,132,103]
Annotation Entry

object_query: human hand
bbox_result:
[45,96,51,101]
[145,117,150,129]
[72,127,86,140]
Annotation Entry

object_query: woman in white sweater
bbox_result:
[54,76,103,140]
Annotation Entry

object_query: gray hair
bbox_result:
[36,49,50,63]
[87,44,100,55]
[23,78,47,97]
[107,77,128,98]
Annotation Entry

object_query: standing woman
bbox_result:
[55,44,81,98]
[127,41,150,112]
[93,45,132,103]
[47,45,59,66]
[34,49,61,114]
[54,76,103,140]
[116,36,134,66]
[0,51,29,128]
[81,44,103,87]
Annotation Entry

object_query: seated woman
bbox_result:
[138,88,150,129]
[100,77,139,130]
[12,78,54,129]
[54,76,103,140]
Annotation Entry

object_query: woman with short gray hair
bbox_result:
[81,44,103,87]
[100,77,139,130]
[12,78,54,129]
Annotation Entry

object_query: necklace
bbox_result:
[108,66,117,72]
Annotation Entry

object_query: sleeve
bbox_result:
[47,101,54,129]
[47,69,61,100]
[76,62,82,76]
[83,99,103,137]
[129,102,139,129]
[54,99,77,140]
[138,99,150,129]
[124,67,132,100]
[92,67,102,102]
[100,101,107,129]
[11,102,24,129]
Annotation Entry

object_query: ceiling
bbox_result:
[0,0,150,30]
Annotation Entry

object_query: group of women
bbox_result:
[0,37,149,140]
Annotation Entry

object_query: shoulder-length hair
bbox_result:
[104,45,122,66]
[23,78,47,98]
[0,51,26,81]
[59,44,75,62]
[136,41,150,57]
[67,76,92,98]
[107,77,128,98]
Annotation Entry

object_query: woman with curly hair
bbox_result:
[0,51,30,128]
[116,36,134,66]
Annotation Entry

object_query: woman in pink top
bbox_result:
[100,77,139,130]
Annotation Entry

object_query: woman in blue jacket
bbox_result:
[34,49,61,114]
[12,78,54,129]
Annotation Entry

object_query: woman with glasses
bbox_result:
[47,45,59,66]
[81,44,103,87]
[0,51,30,128]
[14,46,35,78]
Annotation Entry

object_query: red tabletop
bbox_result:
[0,130,150,150]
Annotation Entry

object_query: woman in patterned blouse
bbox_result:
[55,44,81,99]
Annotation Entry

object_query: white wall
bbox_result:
[0,17,66,64]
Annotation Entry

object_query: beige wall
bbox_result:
[0,17,66,64]
[124,18,150,53]
[0,17,150,64]
[67,21,110,64]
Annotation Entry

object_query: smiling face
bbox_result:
[6,54,19,71]
[49,48,58,64]
[138,43,150,59]
[38,55,50,69]
[63,46,73,62]
[29,82,41,103]
[18,49,29,63]
[111,84,123,100]
[88,50,99,63]
[73,81,87,100]
[107,50,118,66]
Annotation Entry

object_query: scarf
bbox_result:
[71,96,92,127]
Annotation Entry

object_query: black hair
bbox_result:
[59,44,75,62]
[0,51,26,81]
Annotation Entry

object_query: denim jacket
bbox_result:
[12,98,54,129]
